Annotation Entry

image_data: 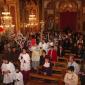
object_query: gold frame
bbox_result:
[8,3,18,32]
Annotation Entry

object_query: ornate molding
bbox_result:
[59,1,78,12]
[43,0,51,8]
[7,0,20,31]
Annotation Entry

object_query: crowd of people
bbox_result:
[0,31,85,85]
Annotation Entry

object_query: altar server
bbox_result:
[1,57,15,85]
[18,48,30,85]
[14,67,24,85]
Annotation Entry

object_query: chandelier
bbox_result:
[1,11,15,29]
[25,14,38,28]
[0,0,15,39]
[0,0,15,29]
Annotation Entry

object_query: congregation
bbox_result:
[0,31,85,85]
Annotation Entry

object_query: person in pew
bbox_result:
[68,56,80,74]
[82,50,85,60]
[57,45,64,57]
[77,37,83,46]
[39,50,47,66]
[14,66,24,85]
[42,57,52,76]
[5,47,12,61]
[8,47,19,63]
[79,59,85,85]
[62,37,71,50]
[1,57,15,85]
[64,66,78,85]
[18,48,31,85]
[75,44,84,59]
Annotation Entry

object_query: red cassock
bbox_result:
[48,49,57,62]
[31,38,36,47]
[0,27,4,32]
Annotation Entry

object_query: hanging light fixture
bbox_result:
[24,0,38,28]
[0,0,15,29]
[25,13,38,28]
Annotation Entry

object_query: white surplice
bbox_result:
[19,53,31,71]
[1,62,15,84]
[14,72,24,85]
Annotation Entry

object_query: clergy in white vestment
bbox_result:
[31,45,40,70]
[14,67,24,85]
[64,66,78,85]
[18,48,30,85]
[1,57,15,85]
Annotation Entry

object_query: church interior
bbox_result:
[0,0,85,85]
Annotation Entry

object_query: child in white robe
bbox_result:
[64,66,78,85]
[18,49,31,71]
[14,67,24,85]
[1,57,15,85]
[18,48,30,85]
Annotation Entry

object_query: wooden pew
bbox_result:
[52,67,66,79]
[64,53,76,57]
[64,50,71,53]
[54,62,67,68]
[29,57,70,85]
[29,62,67,84]
[29,72,64,85]
[29,72,62,80]
[57,57,68,63]
[52,67,66,73]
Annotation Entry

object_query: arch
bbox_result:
[58,1,79,32]
[57,0,79,12]
[47,1,54,9]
